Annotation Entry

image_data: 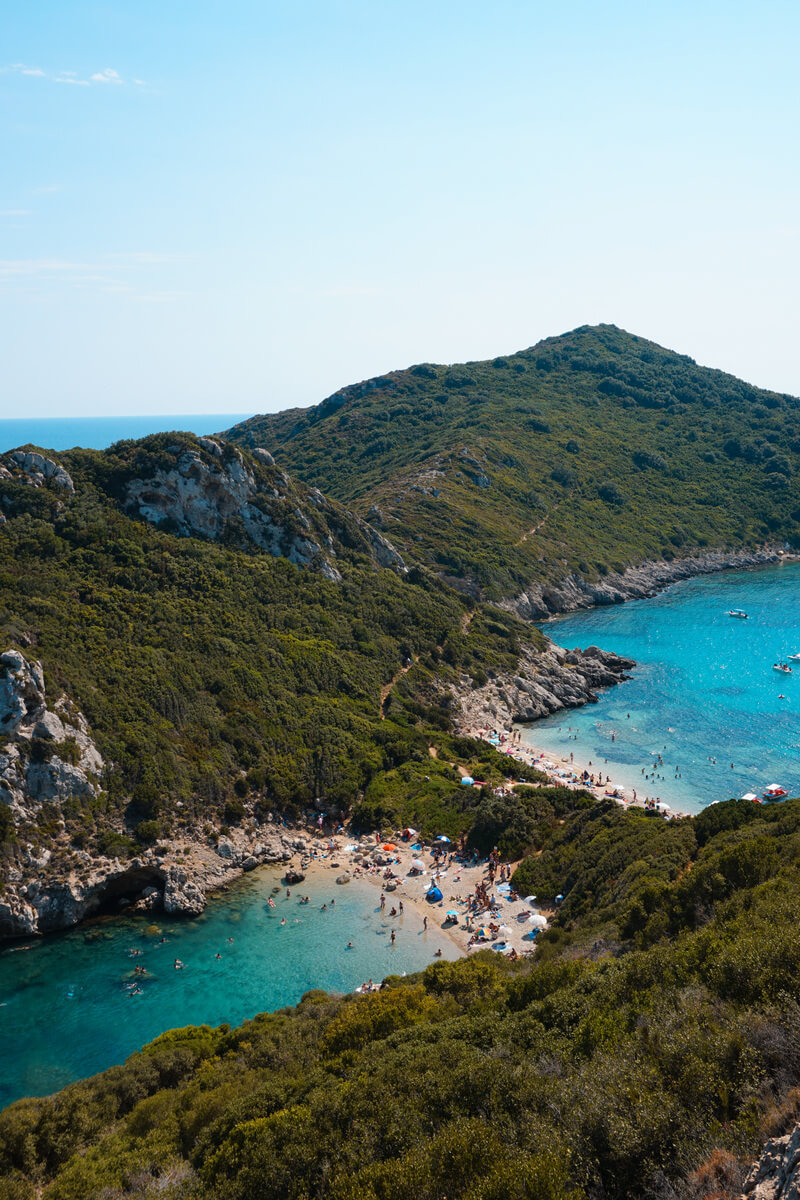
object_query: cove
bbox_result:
[0,866,458,1110]
[523,561,800,814]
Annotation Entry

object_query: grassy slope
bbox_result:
[226,324,800,600]
[4,799,800,1199]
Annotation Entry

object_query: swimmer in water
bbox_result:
[280,918,286,926]
[346,941,354,949]
[215,952,221,960]
[434,948,442,957]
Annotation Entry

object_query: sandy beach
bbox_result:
[294,837,550,963]
[473,724,691,819]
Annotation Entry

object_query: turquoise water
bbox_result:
[524,561,800,814]
[0,415,254,454]
[0,867,457,1109]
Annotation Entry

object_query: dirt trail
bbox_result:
[517,491,572,545]
[380,659,415,717]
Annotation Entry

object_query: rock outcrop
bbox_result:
[742,1123,800,1199]
[0,450,75,493]
[450,638,635,732]
[0,822,314,940]
[121,438,405,581]
[0,649,103,819]
[507,547,789,621]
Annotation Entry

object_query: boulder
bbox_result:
[216,839,234,860]
[241,856,258,872]
[336,872,351,885]
[162,866,206,916]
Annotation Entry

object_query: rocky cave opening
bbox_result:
[89,865,166,917]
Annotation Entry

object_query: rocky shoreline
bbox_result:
[505,545,793,621]
[450,639,635,735]
[0,819,314,941]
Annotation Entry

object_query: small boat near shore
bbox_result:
[773,663,792,674]
[727,609,748,619]
[763,784,788,802]
[789,653,800,662]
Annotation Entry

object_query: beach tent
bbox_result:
[426,886,443,903]
[460,776,474,786]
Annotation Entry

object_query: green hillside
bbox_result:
[0,434,544,861]
[4,797,800,1200]
[227,325,800,600]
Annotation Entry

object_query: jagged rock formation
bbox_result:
[121,437,405,581]
[450,638,635,732]
[0,649,103,819]
[742,1123,800,1199]
[506,547,788,620]
[0,450,74,492]
[0,822,310,939]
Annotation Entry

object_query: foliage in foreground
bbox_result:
[3,800,800,1199]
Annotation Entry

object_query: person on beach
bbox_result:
[423,916,428,931]
[391,930,396,945]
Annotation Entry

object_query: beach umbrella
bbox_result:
[528,913,548,928]
[382,843,397,851]
[460,776,474,786]
[524,895,537,905]
[410,859,425,870]
[497,924,512,938]
[435,835,451,843]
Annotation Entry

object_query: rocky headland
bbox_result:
[505,546,791,621]
[450,638,635,734]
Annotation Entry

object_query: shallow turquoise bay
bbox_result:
[0,868,457,1109]
[524,561,800,813]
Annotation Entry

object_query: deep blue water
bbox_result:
[524,561,800,814]
[0,414,254,453]
[0,867,457,1108]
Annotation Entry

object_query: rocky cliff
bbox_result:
[0,649,103,820]
[0,818,315,939]
[450,638,635,733]
[741,1123,800,1199]
[506,547,789,621]
[119,435,405,580]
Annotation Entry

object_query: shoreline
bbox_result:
[294,837,549,960]
[461,723,689,818]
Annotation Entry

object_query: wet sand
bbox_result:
[297,839,549,960]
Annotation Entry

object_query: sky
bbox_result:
[2,0,799,417]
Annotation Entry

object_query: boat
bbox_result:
[763,784,788,801]
[727,609,748,619]
[789,653,800,662]
[773,664,792,674]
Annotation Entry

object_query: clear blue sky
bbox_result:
[2,0,798,417]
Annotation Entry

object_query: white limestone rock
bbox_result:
[0,650,103,818]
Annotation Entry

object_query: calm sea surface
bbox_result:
[524,561,800,813]
[0,414,254,453]
[0,867,457,1109]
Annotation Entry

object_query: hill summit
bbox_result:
[226,325,800,604]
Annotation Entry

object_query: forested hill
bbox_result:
[5,796,800,1199]
[226,325,800,601]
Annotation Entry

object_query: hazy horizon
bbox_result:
[3,1,799,417]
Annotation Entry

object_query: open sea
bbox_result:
[524,561,800,814]
[0,866,457,1108]
[0,414,254,453]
